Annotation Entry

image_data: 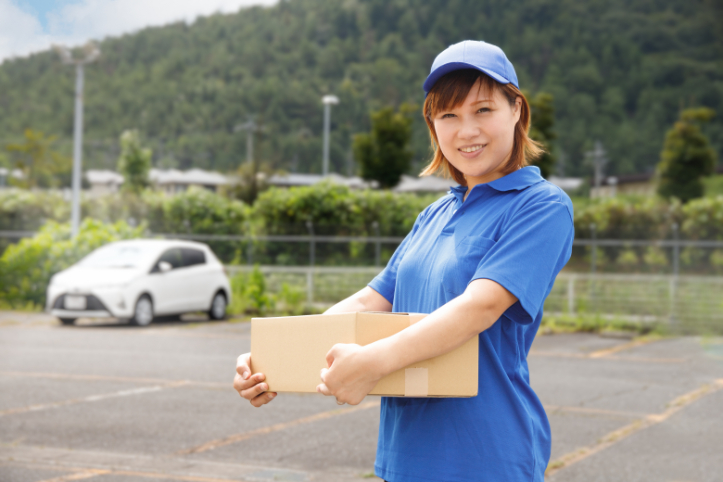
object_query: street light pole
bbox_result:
[54,42,100,239]
[321,95,339,177]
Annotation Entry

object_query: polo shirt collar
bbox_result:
[487,166,545,192]
[447,166,545,202]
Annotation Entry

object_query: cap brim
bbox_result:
[423,62,510,93]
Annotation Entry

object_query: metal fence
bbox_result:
[227,265,723,334]
[2,229,722,332]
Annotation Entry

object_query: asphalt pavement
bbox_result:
[0,311,721,482]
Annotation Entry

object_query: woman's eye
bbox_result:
[478,107,491,113]
[441,113,456,119]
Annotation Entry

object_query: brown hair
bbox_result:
[420,69,543,186]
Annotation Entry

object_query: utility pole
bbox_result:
[54,42,100,239]
[234,118,261,202]
[235,118,258,167]
[586,140,608,198]
[321,95,339,176]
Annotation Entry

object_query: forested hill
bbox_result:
[1,0,721,179]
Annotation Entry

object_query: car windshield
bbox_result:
[77,243,159,269]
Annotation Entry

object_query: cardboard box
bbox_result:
[251,312,478,397]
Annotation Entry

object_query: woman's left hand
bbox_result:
[316,343,382,405]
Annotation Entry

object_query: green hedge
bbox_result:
[0,219,143,308]
[2,186,723,271]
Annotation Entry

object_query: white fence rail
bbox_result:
[228,265,723,332]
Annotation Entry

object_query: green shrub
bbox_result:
[0,219,144,308]
[227,266,275,316]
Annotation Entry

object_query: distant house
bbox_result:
[266,173,376,189]
[85,168,229,196]
[591,172,657,198]
[149,168,228,194]
[0,167,24,188]
[548,176,584,193]
[86,169,124,196]
[392,174,452,193]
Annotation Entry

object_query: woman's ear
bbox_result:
[513,97,522,122]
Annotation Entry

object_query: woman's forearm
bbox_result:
[366,279,517,378]
[324,286,392,315]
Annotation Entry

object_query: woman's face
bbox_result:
[432,80,521,186]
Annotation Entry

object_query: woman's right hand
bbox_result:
[233,352,277,407]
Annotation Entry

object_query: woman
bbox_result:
[234,40,574,482]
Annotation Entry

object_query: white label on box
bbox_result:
[64,295,87,310]
[404,368,429,397]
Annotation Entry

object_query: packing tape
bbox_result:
[404,368,429,397]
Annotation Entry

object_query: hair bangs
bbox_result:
[424,69,498,121]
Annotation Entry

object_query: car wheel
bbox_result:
[208,292,227,320]
[59,318,76,326]
[130,295,154,326]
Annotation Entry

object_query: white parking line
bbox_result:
[0,381,189,417]
[35,470,110,482]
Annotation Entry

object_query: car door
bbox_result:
[180,247,215,310]
[149,247,194,314]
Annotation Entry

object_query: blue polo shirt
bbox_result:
[368,166,574,482]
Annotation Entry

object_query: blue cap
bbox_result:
[423,40,519,93]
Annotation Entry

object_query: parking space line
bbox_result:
[109,470,246,481]
[587,338,656,358]
[177,400,381,455]
[544,405,649,419]
[545,378,723,477]
[529,351,685,363]
[0,370,229,389]
[0,381,190,417]
[35,470,110,482]
[4,462,266,482]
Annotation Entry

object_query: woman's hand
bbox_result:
[316,343,383,405]
[233,352,277,407]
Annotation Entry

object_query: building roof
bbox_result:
[86,169,124,184]
[392,174,453,193]
[548,176,584,191]
[266,173,376,189]
[149,168,228,186]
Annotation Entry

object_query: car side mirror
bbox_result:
[158,261,173,273]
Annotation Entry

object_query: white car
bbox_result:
[46,239,232,326]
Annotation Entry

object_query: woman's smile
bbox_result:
[458,143,487,158]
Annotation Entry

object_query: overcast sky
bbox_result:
[0,0,278,63]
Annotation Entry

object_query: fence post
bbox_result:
[373,221,381,268]
[306,220,315,304]
[245,222,253,266]
[669,222,679,325]
[567,275,575,315]
[590,223,597,311]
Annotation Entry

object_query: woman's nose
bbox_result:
[457,117,481,139]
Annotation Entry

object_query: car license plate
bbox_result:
[64,295,87,310]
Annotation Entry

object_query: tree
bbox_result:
[656,108,717,203]
[117,130,151,194]
[354,104,415,189]
[528,92,556,178]
[4,129,70,188]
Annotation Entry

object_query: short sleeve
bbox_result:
[471,201,574,324]
[368,211,425,305]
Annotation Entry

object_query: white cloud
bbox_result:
[0,0,278,64]
[0,0,55,62]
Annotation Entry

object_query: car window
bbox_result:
[78,243,158,269]
[157,248,184,270]
[182,248,206,267]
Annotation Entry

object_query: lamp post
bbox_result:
[53,42,100,239]
[321,95,339,176]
